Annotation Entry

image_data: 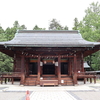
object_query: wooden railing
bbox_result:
[77,71,96,76]
[0,72,22,84]
[0,72,22,78]
[77,72,97,84]
[96,75,100,80]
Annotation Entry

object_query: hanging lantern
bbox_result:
[44,60,46,64]
[53,60,55,64]
[55,62,58,66]
[40,61,43,66]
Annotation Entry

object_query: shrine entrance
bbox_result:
[61,62,68,74]
[29,62,38,75]
[43,64,55,75]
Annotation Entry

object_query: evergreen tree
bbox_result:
[0,21,27,72]
[72,18,79,30]
[49,19,69,30]
[78,2,100,70]
[33,25,45,30]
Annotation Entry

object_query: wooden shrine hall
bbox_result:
[0,30,100,86]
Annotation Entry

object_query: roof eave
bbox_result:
[3,44,94,47]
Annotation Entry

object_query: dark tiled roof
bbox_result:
[0,30,100,47]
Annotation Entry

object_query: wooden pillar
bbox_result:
[11,78,14,84]
[5,78,7,84]
[94,77,96,84]
[26,59,29,77]
[73,54,77,84]
[55,61,58,76]
[1,78,3,84]
[55,66,57,76]
[84,78,86,84]
[40,61,43,76]
[37,55,40,85]
[90,78,92,83]
[69,59,72,76]
[81,53,84,72]
[20,56,25,85]
[13,54,16,72]
[58,55,61,85]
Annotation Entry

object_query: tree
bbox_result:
[13,21,20,28]
[78,2,100,70]
[49,19,69,30]
[49,19,63,30]
[79,2,100,41]
[91,51,100,70]
[0,26,4,34]
[20,25,27,30]
[72,18,79,30]
[5,21,27,41]
[0,26,13,72]
[0,53,13,72]
[0,21,27,72]
[33,25,45,30]
[63,26,69,30]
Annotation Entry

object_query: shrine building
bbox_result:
[0,30,100,86]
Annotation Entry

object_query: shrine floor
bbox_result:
[0,81,100,100]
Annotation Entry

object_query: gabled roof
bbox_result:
[0,30,100,47]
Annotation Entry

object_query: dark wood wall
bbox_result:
[13,53,85,76]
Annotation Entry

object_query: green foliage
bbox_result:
[49,19,68,30]
[20,25,27,30]
[0,53,13,72]
[33,25,45,30]
[0,33,13,72]
[13,21,20,28]
[0,26,4,34]
[91,51,100,70]
[77,2,100,70]
[63,26,69,30]
[78,2,100,42]
[72,18,79,30]
[0,21,27,72]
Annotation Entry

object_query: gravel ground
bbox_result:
[0,92,25,100]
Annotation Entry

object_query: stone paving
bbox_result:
[0,81,100,100]
[30,90,77,100]
[0,92,25,100]
[72,91,100,100]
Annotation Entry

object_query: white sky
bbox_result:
[0,0,99,30]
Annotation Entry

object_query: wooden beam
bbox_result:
[24,55,74,58]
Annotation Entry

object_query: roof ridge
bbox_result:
[17,30,79,34]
